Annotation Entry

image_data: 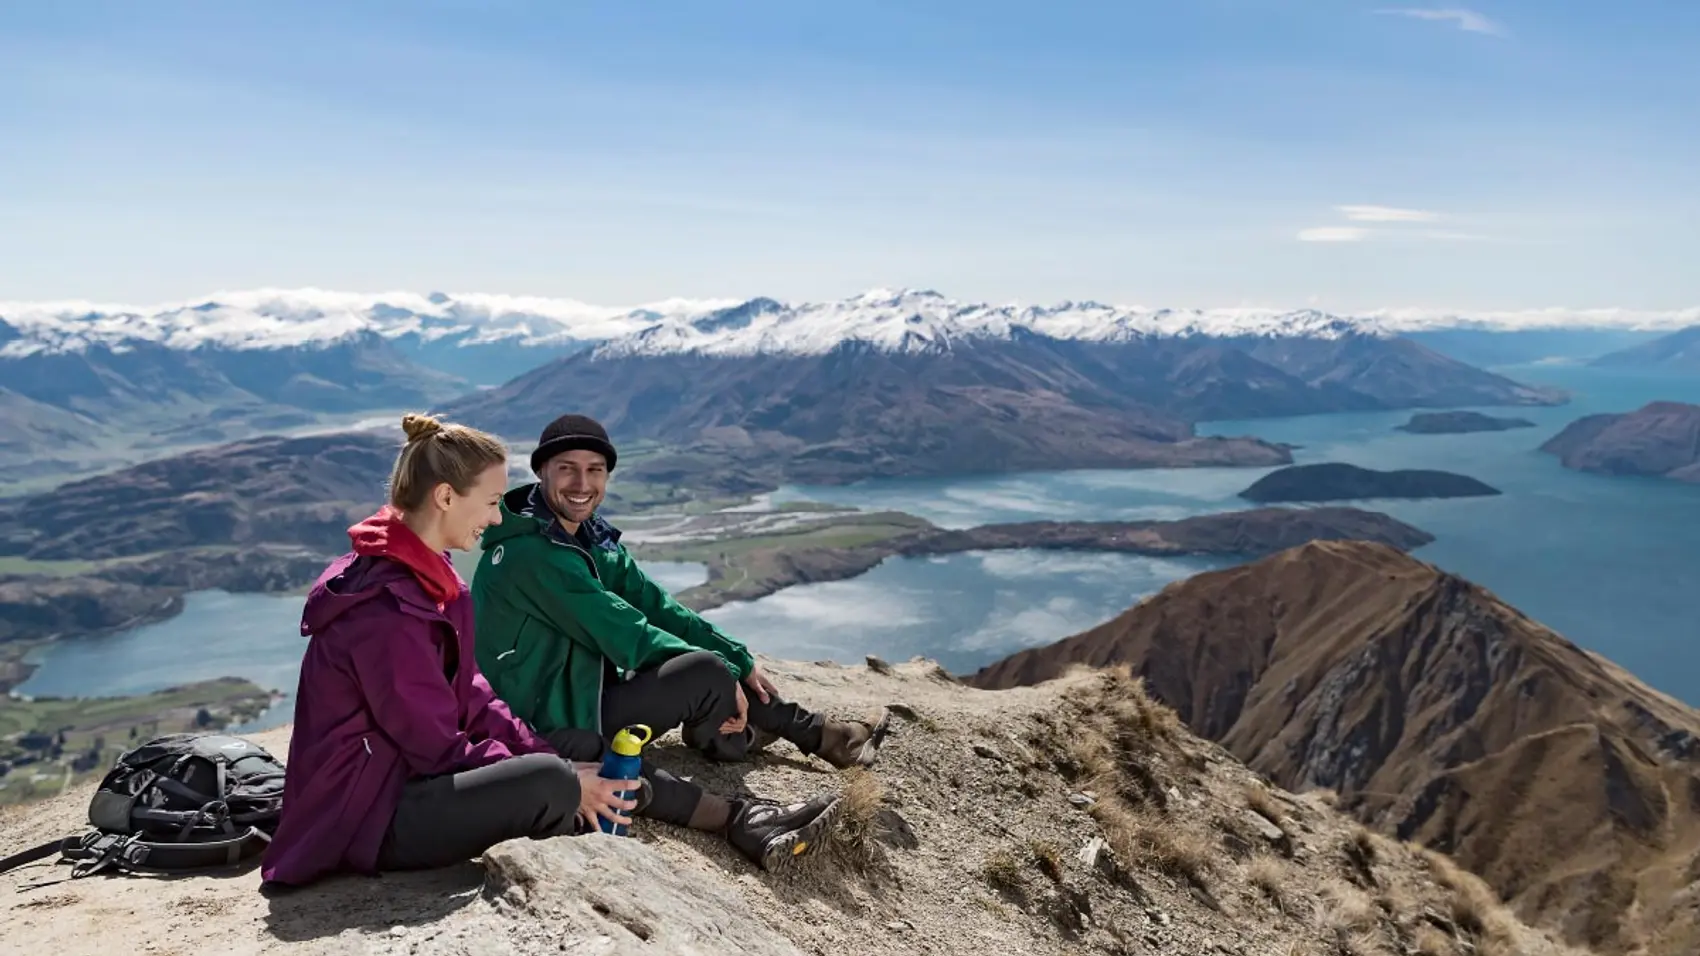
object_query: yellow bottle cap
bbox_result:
[610,724,653,757]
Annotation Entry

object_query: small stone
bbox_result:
[1068,792,1095,808]
[972,743,1004,762]
[1002,734,1036,763]
[1144,934,1162,948]
[886,702,922,722]
[886,920,912,932]
[865,655,893,674]
[1077,837,1107,868]
[1242,808,1287,844]
[874,807,919,850]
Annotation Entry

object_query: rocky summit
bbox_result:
[0,656,1582,956]
[970,540,1700,955]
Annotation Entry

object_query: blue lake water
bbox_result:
[16,363,1700,712]
[700,550,1227,676]
[13,561,708,729]
[770,364,1700,704]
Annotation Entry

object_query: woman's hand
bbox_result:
[576,767,638,831]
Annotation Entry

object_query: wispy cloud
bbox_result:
[1338,204,1440,222]
[1298,227,1371,242]
[1376,8,1506,37]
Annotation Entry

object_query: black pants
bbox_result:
[541,727,703,829]
[602,650,825,762]
[377,753,581,871]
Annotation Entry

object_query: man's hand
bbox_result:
[720,682,749,735]
[744,665,779,705]
[576,767,638,831]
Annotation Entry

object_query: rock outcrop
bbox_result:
[0,656,1583,956]
[969,540,1700,954]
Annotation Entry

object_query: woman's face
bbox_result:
[438,463,509,551]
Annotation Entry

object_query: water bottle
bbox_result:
[597,724,652,836]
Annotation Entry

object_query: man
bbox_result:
[472,412,887,774]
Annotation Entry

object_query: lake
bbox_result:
[769,364,1700,704]
[17,363,1700,715]
[12,560,709,730]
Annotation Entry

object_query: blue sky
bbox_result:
[2,1,1696,312]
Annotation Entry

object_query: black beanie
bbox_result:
[530,414,618,473]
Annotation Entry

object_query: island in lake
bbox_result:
[1540,401,1700,483]
[1238,462,1501,503]
[1395,411,1535,434]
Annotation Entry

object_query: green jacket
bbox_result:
[471,483,755,736]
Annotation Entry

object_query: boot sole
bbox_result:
[759,796,844,872]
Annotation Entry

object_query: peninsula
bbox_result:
[630,505,1434,611]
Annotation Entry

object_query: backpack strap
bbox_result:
[0,835,80,876]
[59,826,272,878]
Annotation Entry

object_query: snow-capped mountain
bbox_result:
[8,287,1693,365]
[0,287,736,357]
[594,289,1378,358]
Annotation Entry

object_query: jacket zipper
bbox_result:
[540,531,608,737]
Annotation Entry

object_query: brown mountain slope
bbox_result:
[1540,401,1700,482]
[967,540,1700,954]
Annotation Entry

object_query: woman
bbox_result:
[261,414,842,887]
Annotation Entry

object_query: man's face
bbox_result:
[539,448,609,528]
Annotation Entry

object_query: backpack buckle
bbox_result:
[69,832,134,878]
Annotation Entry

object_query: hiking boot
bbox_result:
[726,793,843,871]
[813,710,892,769]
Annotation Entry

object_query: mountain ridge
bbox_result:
[8,287,1700,359]
[966,539,1700,953]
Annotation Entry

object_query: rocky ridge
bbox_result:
[969,540,1700,954]
[0,656,1584,956]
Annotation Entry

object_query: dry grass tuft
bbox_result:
[1247,854,1290,911]
[1114,805,1214,888]
[1419,848,1518,949]
[827,768,885,871]
[1099,668,1183,742]
[1244,783,1285,825]
[1317,878,1380,936]
[1412,924,1457,956]
[1349,826,1378,865]
[981,849,1024,893]
[1307,787,1341,808]
[1030,839,1064,883]
[1065,728,1118,785]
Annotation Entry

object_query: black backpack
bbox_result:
[0,732,287,878]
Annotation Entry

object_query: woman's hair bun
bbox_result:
[401,413,444,443]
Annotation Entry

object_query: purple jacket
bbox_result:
[260,551,558,886]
